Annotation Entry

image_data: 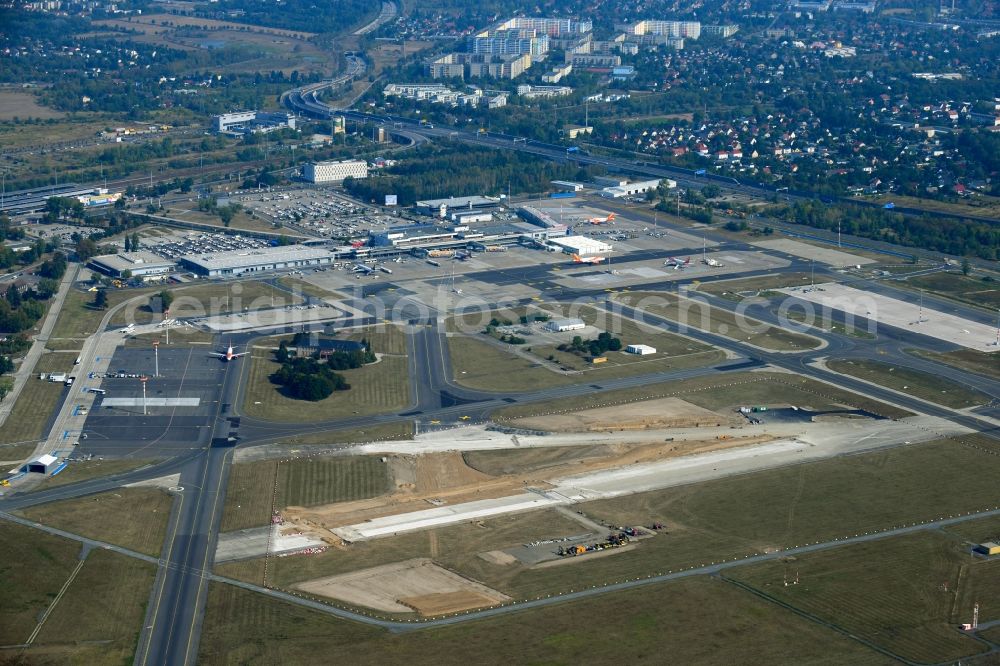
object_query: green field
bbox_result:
[31,458,158,491]
[243,325,409,422]
[221,456,391,532]
[270,421,415,447]
[493,370,913,422]
[447,304,725,391]
[198,577,891,665]
[22,549,156,665]
[19,488,173,557]
[696,271,827,298]
[728,532,990,663]
[903,271,1000,311]
[909,348,1000,381]
[49,287,157,341]
[616,291,822,352]
[0,352,74,447]
[109,280,303,326]
[827,358,990,408]
[0,521,82,646]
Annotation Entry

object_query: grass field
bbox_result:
[270,421,414,447]
[903,271,1000,311]
[110,280,303,326]
[19,488,173,557]
[0,521,81,646]
[31,458,159,491]
[493,370,912,421]
[616,291,822,352]
[221,456,391,532]
[277,277,344,300]
[198,576,891,665]
[0,90,65,120]
[22,549,155,664]
[243,326,409,422]
[827,358,990,408]
[447,304,725,391]
[0,353,72,446]
[50,287,157,341]
[696,272,825,298]
[0,116,106,150]
[728,532,988,663]
[908,348,1000,381]
[872,193,1000,222]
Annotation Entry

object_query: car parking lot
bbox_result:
[233,187,399,238]
[148,231,273,260]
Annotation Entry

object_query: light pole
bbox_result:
[153,340,159,377]
[140,375,148,416]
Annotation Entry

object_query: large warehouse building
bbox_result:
[89,251,177,279]
[548,235,613,256]
[303,160,368,184]
[180,245,334,277]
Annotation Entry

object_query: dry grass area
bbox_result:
[494,370,913,421]
[19,488,173,557]
[31,458,158,491]
[95,14,316,39]
[0,90,65,120]
[695,271,820,297]
[0,521,81,646]
[23,549,155,664]
[0,353,72,446]
[728,532,988,664]
[199,575,891,665]
[292,558,510,615]
[616,291,822,352]
[908,348,1000,381]
[511,396,740,432]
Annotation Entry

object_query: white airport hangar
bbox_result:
[180,245,334,277]
[548,235,612,256]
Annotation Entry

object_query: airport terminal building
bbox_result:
[180,245,334,277]
[89,251,177,279]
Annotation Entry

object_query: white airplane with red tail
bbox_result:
[664,256,691,269]
[572,253,606,265]
[210,344,247,362]
[587,212,615,225]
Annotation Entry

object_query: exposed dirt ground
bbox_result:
[511,396,741,432]
[292,558,510,615]
[282,436,774,536]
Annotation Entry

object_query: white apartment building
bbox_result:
[303,160,369,183]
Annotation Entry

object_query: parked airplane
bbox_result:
[210,344,247,362]
[119,323,136,334]
[572,253,606,265]
[703,257,724,267]
[353,264,374,274]
[587,212,616,225]
[664,256,691,269]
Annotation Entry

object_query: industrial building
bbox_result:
[548,235,613,256]
[180,245,335,277]
[626,344,657,355]
[546,318,586,332]
[415,195,499,217]
[599,179,668,198]
[303,160,369,184]
[26,454,58,474]
[213,111,297,134]
[975,542,1000,556]
[89,251,177,279]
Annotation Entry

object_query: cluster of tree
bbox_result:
[193,0,374,34]
[0,237,55,271]
[0,278,57,334]
[343,143,600,205]
[197,198,243,227]
[0,216,25,242]
[149,290,173,314]
[558,332,622,358]
[37,252,67,280]
[44,197,85,223]
[290,334,376,368]
[772,200,1000,260]
[123,232,142,252]
[0,334,30,357]
[270,355,350,401]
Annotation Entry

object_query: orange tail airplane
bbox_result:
[588,212,615,225]
[572,253,606,265]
